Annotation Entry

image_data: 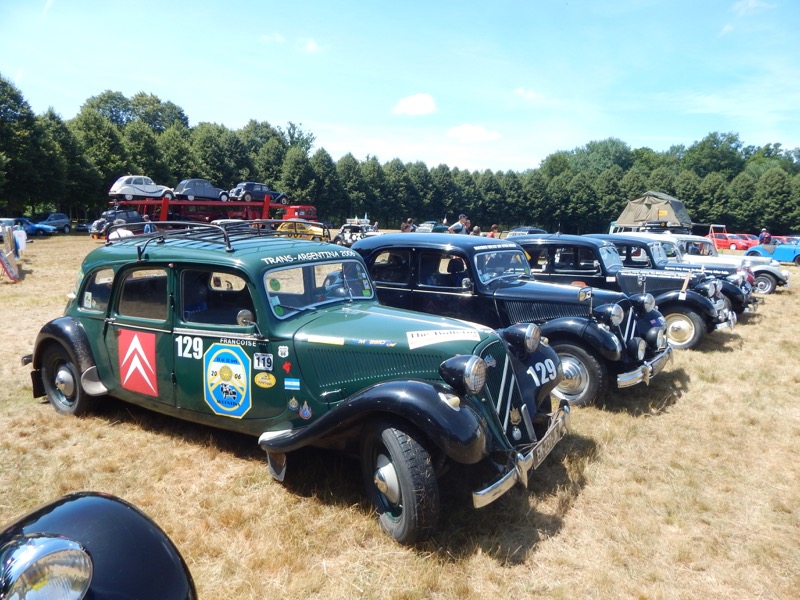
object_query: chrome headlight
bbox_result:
[646,326,668,350]
[439,355,487,395]
[502,322,541,355]
[630,292,655,314]
[726,272,744,286]
[626,337,647,361]
[0,535,93,600]
[593,303,624,327]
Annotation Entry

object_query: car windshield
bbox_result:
[264,260,374,319]
[598,245,623,268]
[474,249,530,283]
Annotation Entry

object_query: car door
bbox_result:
[368,248,413,307]
[102,266,175,406]
[410,250,479,321]
[530,244,607,288]
[172,268,285,421]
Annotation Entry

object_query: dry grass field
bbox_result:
[1,235,799,599]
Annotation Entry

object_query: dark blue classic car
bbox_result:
[0,492,196,599]
[590,233,758,316]
[512,234,737,350]
[353,234,672,407]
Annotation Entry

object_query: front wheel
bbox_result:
[219,193,229,202]
[663,308,704,350]
[162,191,174,201]
[753,273,777,294]
[745,251,759,256]
[550,342,607,407]
[729,243,737,250]
[63,224,71,234]
[40,345,96,416]
[361,420,439,544]
[794,255,800,267]
[243,192,252,202]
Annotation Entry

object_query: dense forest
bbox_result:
[1,73,799,233]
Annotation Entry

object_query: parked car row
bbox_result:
[18,219,792,546]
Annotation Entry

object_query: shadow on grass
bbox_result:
[594,364,690,416]
[79,395,599,559]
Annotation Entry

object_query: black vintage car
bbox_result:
[0,492,196,598]
[353,233,672,407]
[512,234,737,350]
[590,233,758,316]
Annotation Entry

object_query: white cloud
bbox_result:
[513,87,564,108]
[391,93,437,116]
[298,38,320,54]
[446,124,501,143]
[732,0,776,16]
[259,33,285,44]
[718,23,734,36]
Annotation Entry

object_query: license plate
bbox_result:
[531,416,567,470]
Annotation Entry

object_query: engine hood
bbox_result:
[490,277,627,306]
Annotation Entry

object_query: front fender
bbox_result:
[540,316,622,362]
[719,279,746,307]
[259,380,489,465]
[654,290,718,321]
[0,492,196,599]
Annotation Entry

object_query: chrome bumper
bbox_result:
[616,345,673,389]
[472,402,571,509]
[715,309,737,331]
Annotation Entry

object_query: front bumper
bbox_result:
[715,309,737,331]
[616,345,673,389]
[472,401,571,509]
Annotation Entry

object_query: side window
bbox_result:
[525,248,549,272]
[371,250,411,284]
[182,270,254,325]
[419,252,466,288]
[80,268,115,312]
[117,268,168,320]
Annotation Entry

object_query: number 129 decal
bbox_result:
[526,359,558,387]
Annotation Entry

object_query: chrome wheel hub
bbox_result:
[556,355,589,397]
[55,366,75,398]
[373,454,400,505]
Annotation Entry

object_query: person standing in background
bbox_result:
[486,224,499,238]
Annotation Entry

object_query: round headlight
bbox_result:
[439,355,487,395]
[502,322,541,355]
[594,303,624,327]
[1,535,93,600]
[631,292,655,313]
[626,337,647,361]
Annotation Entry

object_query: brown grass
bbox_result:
[1,235,799,599]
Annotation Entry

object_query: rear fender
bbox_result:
[30,317,100,398]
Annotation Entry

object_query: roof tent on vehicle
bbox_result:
[612,191,693,233]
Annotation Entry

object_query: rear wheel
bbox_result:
[663,308,704,350]
[729,243,737,250]
[40,345,96,416]
[550,341,607,407]
[62,224,71,234]
[243,192,252,202]
[219,193,229,202]
[753,274,777,294]
[163,190,175,201]
[745,251,759,256]
[361,420,439,544]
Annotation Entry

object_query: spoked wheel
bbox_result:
[753,274,777,294]
[550,342,607,407]
[664,309,704,350]
[40,345,96,416]
[361,420,439,544]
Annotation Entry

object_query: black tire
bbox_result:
[36,229,45,237]
[163,190,174,201]
[745,251,759,256]
[753,274,777,294]
[40,345,96,416]
[794,255,800,267]
[62,224,71,234]
[550,341,607,407]
[361,420,439,544]
[663,308,704,350]
[281,196,289,205]
[219,193,229,202]
[243,192,252,202]
[334,237,344,246]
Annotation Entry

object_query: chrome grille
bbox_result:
[479,340,523,431]
[503,301,588,324]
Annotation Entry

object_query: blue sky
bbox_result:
[1,0,798,172]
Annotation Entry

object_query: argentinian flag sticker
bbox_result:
[204,343,252,418]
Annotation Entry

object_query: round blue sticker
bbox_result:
[203,343,252,418]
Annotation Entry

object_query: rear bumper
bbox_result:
[616,345,673,389]
[472,401,571,509]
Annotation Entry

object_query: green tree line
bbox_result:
[2,73,799,233]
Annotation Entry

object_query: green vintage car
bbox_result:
[24,222,570,544]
